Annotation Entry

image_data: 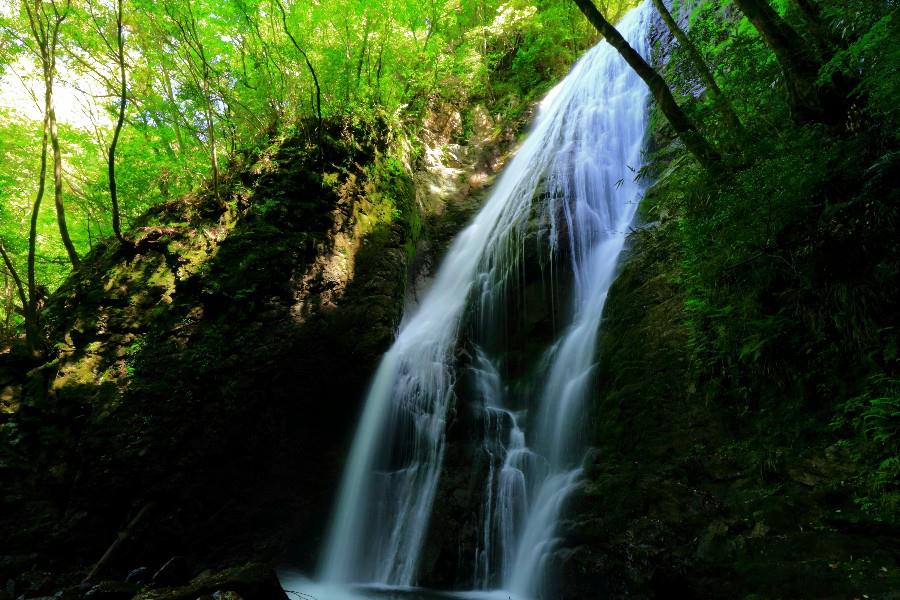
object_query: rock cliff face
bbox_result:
[545,9,900,599]
[1,122,413,588]
[549,174,900,599]
[0,107,527,596]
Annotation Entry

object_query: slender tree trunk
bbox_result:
[572,0,723,172]
[274,0,322,128]
[650,0,745,135]
[3,275,13,336]
[48,78,79,267]
[161,66,185,155]
[26,110,50,355]
[108,0,128,244]
[730,0,824,122]
[0,243,29,325]
[204,72,220,199]
[355,12,371,94]
[30,0,79,268]
[375,23,388,102]
[3,239,37,353]
[187,2,220,199]
[21,0,65,355]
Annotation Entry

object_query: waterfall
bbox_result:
[315,2,652,597]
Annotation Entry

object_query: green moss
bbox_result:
[571,93,900,592]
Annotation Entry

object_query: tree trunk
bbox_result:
[731,0,824,122]
[374,23,388,102]
[3,275,13,336]
[161,65,185,155]
[275,0,322,128]
[650,0,745,135]
[48,75,79,267]
[22,0,72,354]
[27,109,50,351]
[30,0,79,268]
[0,242,32,347]
[572,0,723,172]
[108,0,128,244]
[355,12,371,94]
[165,1,223,196]
[0,244,28,318]
[192,5,220,200]
[204,74,220,200]
[791,0,836,54]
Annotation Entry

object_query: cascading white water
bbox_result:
[316,2,652,597]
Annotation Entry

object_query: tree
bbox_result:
[107,0,128,245]
[0,243,26,311]
[232,0,288,129]
[24,0,80,268]
[164,0,222,200]
[571,0,723,172]
[0,241,33,351]
[24,79,51,353]
[650,0,745,136]
[274,0,322,128]
[790,0,837,55]
[730,0,824,122]
[76,0,131,244]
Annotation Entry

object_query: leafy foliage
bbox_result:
[0,0,614,342]
[638,0,900,522]
[0,0,897,529]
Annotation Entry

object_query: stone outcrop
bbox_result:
[0,96,532,596]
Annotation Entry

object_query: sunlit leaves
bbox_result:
[0,0,603,335]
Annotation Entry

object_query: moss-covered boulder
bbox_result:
[0,120,419,584]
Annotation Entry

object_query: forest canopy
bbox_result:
[1,0,897,367]
[0,0,640,342]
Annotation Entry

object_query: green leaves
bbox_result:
[0,0,606,345]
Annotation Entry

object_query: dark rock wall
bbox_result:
[549,7,900,599]
[551,179,900,600]
[0,123,415,587]
[0,98,533,595]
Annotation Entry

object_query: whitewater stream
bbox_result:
[281,2,652,598]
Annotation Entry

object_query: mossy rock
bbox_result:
[136,563,286,600]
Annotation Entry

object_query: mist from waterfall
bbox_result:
[312,2,652,598]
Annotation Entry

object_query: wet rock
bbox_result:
[152,557,190,588]
[83,581,139,600]
[125,568,149,585]
[0,557,38,583]
[54,584,91,600]
[417,414,492,589]
[136,563,285,600]
[10,571,64,599]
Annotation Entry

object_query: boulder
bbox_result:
[83,581,140,600]
[151,558,190,588]
[124,569,149,586]
[136,563,286,600]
